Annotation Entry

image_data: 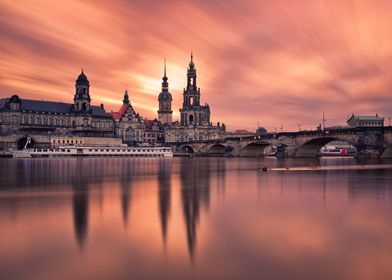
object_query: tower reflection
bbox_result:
[120,161,133,228]
[158,159,172,245]
[180,158,211,259]
[72,159,89,250]
[72,181,89,249]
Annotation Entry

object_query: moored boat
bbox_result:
[11,145,173,158]
[319,146,356,157]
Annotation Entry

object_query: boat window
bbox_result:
[67,149,70,152]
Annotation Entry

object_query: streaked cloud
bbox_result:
[1,0,392,131]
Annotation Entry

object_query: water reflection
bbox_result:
[72,182,89,249]
[158,159,171,245]
[180,158,211,259]
[1,158,392,279]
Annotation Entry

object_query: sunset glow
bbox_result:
[1,0,392,131]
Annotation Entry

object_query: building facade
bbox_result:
[111,90,144,144]
[0,71,114,139]
[163,54,226,143]
[144,119,165,145]
[347,114,384,127]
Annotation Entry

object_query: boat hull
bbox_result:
[12,146,173,158]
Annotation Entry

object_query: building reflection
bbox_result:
[180,158,211,259]
[157,159,172,245]
[72,181,89,249]
[120,162,133,228]
[72,159,89,249]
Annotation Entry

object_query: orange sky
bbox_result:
[1,0,392,131]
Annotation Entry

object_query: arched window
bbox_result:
[82,103,87,112]
[189,114,194,124]
[12,115,18,124]
[189,96,193,105]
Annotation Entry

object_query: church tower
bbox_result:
[183,53,200,108]
[74,70,91,113]
[180,53,210,126]
[158,59,173,125]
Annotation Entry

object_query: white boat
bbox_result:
[12,145,173,158]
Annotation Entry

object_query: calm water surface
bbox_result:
[1,157,392,280]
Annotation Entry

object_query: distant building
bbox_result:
[347,114,384,127]
[111,90,144,144]
[0,71,114,137]
[164,54,226,142]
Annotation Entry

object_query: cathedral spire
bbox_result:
[189,52,195,69]
[162,59,169,92]
[164,57,167,78]
[123,89,130,104]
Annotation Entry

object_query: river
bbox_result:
[0,157,392,280]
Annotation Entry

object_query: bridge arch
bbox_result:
[295,137,355,158]
[207,144,226,156]
[179,145,195,154]
[240,142,269,157]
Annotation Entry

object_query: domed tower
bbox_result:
[74,70,91,113]
[158,59,173,125]
[183,53,200,108]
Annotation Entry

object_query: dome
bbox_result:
[76,70,89,85]
[189,53,195,69]
[158,91,172,101]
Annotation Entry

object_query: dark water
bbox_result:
[1,157,392,280]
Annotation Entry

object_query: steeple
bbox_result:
[158,58,173,125]
[162,58,169,92]
[187,52,197,90]
[189,52,195,69]
[164,57,167,78]
[123,89,130,104]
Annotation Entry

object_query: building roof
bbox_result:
[348,114,384,121]
[144,118,164,130]
[1,97,111,118]
[91,105,111,117]
[111,103,129,120]
[21,99,72,114]
[76,70,89,86]
[158,91,172,101]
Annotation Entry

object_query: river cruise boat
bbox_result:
[12,145,173,158]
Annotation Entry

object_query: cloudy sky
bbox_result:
[1,0,391,131]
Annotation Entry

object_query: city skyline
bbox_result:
[1,0,392,131]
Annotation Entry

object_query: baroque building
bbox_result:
[164,54,226,143]
[0,71,114,138]
[111,90,144,144]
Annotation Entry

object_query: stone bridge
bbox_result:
[173,126,392,158]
